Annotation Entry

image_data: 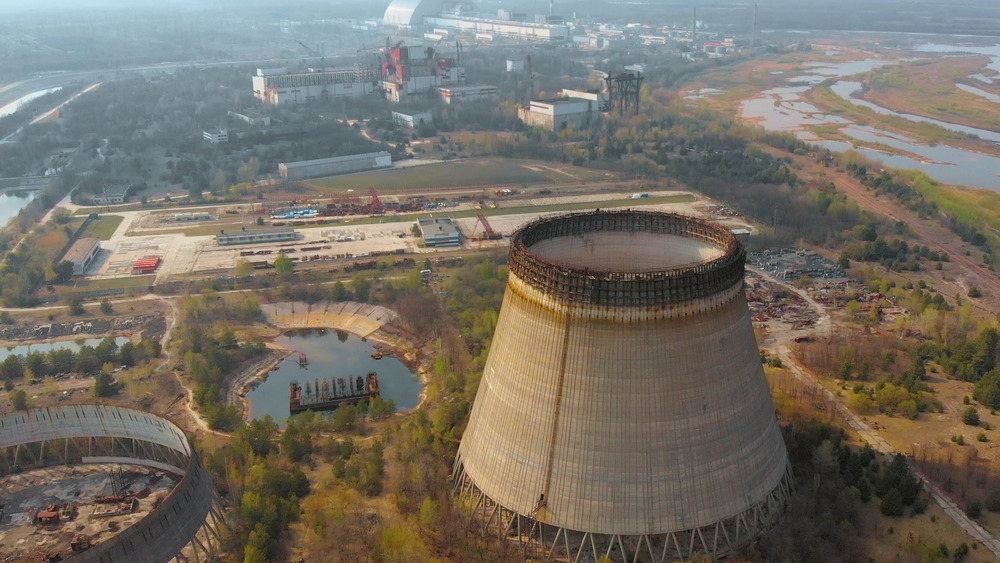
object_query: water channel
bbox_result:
[245,329,422,425]
[739,43,1000,189]
[0,87,63,119]
[0,336,130,362]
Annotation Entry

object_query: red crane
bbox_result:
[367,186,384,215]
[476,213,502,240]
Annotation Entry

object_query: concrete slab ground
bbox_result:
[78,191,752,283]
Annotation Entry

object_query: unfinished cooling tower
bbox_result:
[454,210,792,562]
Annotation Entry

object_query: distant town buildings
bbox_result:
[278,151,392,180]
[227,110,270,127]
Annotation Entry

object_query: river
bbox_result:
[739,42,1000,190]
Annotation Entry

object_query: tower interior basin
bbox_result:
[530,231,724,273]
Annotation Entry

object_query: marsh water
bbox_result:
[245,328,421,424]
[739,42,1000,189]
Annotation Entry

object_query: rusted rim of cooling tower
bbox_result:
[509,210,745,307]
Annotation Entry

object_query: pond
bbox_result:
[0,190,37,228]
[0,336,130,361]
[245,328,422,424]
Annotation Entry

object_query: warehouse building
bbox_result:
[252,67,381,105]
[418,217,461,247]
[215,228,297,246]
[437,84,499,104]
[63,237,101,276]
[518,97,600,131]
[278,151,392,180]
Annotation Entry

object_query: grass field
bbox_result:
[79,215,124,240]
[304,158,620,194]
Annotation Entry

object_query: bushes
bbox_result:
[963,406,981,426]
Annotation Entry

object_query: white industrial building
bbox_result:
[278,151,392,180]
[203,129,228,143]
[381,66,465,103]
[518,97,601,131]
[63,237,101,276]
[252,67,381,105]
[418,217,461,247]
[392,110,433,129]
[437,84,499,104]
[425,15,569,42]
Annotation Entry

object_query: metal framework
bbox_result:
[455,461,793,562]
[508,210,745,307]
[604,72,644,115]
[0,405,226,563]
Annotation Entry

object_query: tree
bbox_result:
[274,252,294,276]
[10,389,28,410]
[966,498,983,519]
[1,355,24,382]
[234,258,254,277]
[963,406,980,426]
[52,261,75,283]
[100,298,113,314]
[68,295,85,315]
[879,488,904,517]
[94,371,120,397]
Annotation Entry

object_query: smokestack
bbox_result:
[455,210,792,561]
[753,3,759,50]
[693,7,697,49]
[549,0,553,18]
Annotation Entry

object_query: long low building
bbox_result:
[437,84,499,104]
[252,67,381,105]
[278,151,392,180]
[518,97,601,131]
[216,228,297,246]
[63,237,101,275]
[425,15,569,42]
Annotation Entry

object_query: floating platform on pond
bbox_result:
[289,372,380,414]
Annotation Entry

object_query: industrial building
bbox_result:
[380,45,465,103]
[437,84,499,104]
[215,227,297,246]
[417,217,461,246]
[425,14,569,42]
[63,237,101,276]
[518,97,601,131]
[252,67,381,105]
[227,110,271,127]
[87,184,135,205]
[455,210,792,562]
[392,110,433,129]
[202,129,228,144]
[278,151,392,180]
[0,405,226,563]
[383,0,445,28]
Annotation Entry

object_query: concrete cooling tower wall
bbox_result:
[454,210,792,562]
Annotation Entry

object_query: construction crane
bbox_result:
[367,186,384,215]
[297,40,326,71]
[474,213,503,241]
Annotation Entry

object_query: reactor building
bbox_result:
[454,210,792,562]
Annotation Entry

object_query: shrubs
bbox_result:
[963,406,981,426]
[966,498,983,519]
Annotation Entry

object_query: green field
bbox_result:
[305,158,620,194]
[80,215,124,240]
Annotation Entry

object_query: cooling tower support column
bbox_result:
[454,210,793,562]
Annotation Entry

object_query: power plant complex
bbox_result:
[454,210,792,561]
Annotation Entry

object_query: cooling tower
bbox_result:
[454,210,792,562]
